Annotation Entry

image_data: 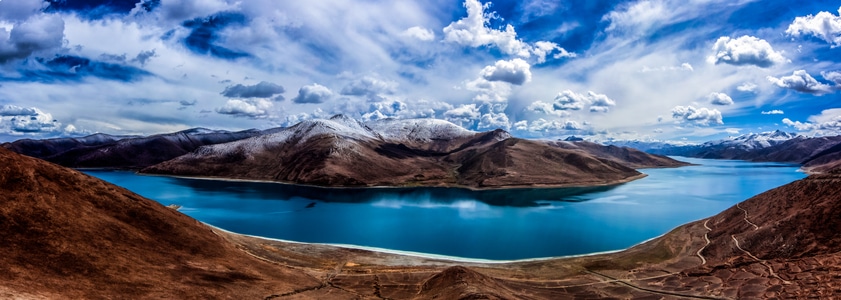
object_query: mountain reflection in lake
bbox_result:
[163,177,620,207]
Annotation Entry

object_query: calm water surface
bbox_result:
[85,157,805,260]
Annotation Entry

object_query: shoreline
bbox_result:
[131,171,650,192]
[207,223,674,265]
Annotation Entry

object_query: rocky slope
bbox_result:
[0,147,319,298]
[2,128,269,169]
[143,115,687,188]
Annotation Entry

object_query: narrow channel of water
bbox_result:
[85,157,806,260]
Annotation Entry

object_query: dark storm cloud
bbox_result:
[221,81,285,98]
[0,14,65,64]
[182,12,250,60]
[16,55,152,83]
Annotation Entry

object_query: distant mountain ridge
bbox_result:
[607,130,841,173]
[1,127,274,168]
[142,115,688,189]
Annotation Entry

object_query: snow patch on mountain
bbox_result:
[366,118,476,142]
[705,130,799,150]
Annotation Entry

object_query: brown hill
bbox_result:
[143,116,686,189]
[0,147,319,298]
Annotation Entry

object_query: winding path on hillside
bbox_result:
[735,203,759,231]
[696,219,712,265]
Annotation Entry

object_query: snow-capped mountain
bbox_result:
[702,130,799,150]
[143,115,686,188]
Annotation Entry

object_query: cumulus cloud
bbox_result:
[514,118,583,134]
[761,110,784,115]
[443,0,570,61]
[0,104,38,116]
[671,105,723,126]
[786,7,841,47]
[402,26,435,41]
[546,90,617,113]
[708,92,733,106]
[216,98,273,118]
[292,83,333,104]
[443,104,480,127]
[708,35,787,68]
[782,108,841,133]
[0,14,65,63]
[221,81,285,98]
[525,101,569,116]
[340,76,397,100]
[0,105,61,134]
[767,70,833,95]
[737,82,758,92]
[480,58,532,85]
[477,112,510,130]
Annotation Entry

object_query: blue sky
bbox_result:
[1,0,841,142]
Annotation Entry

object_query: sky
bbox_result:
[1,0,841,143]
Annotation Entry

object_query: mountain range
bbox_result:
[610,130,841,172]
[4,115,687,189]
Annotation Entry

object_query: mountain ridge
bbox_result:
[142,116,687,189]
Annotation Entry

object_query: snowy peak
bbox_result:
[365,118,476,142]
[708,130,799,150]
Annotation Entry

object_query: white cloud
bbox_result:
[525,101,568,116]
[216,99,273,118]
[292,83,334,104]
[477,111,510,130]
[736,82,758,92]
[0,104,38,116]
[821,71,841,85]
[444,104,480,127]
[442,0,570,61]
[786,7,841,47]
[782,108,841,134]
[402,26,435,41]
[0,105,62,134]
[443,0,531,57]
[708,35,787,68]
[671,105,723,126]
[545,90,617,113]
[708,92,733,106]
[532,41,575,63]
[480,58,532,85]
[516,118,583,134]
[340,76,398,100]
[761,110,784,115]
[767,70,833,95]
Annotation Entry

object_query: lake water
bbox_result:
[85,157,806,260]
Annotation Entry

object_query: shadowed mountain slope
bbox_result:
[0,147,318,298]
[2,128,269,169]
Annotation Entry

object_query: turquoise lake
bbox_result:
[85,157,806,260]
